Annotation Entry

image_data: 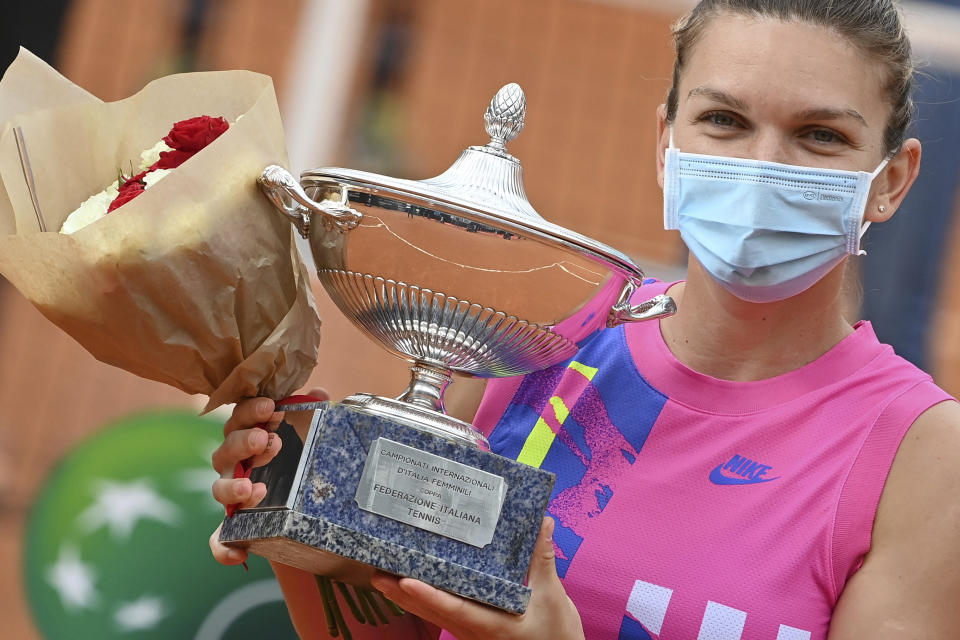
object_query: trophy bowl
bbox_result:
[220,84,675,615]
[256,83,675,448]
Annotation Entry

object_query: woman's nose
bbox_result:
[748,130,791,164]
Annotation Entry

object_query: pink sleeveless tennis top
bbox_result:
[441,279,952,640]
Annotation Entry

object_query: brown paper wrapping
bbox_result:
[0,49,321,412]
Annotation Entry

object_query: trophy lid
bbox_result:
[301,83,643,280]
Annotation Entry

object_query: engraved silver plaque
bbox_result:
[355,438,507,547]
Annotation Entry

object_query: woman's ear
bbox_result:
[865,138,921,223]
[656,104,669,189]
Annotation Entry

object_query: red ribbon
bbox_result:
[225,395,325,517]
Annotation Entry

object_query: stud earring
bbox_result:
[878,205,887,213]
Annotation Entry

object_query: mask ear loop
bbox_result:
[663,127,681,229]
[853,156,891,255]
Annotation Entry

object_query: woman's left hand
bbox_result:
[370,517,584,640]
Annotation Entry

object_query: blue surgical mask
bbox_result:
[663,131,888,303]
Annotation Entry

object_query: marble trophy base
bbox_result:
[219,401,555,613]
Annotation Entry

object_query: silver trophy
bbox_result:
[220,84,675,613]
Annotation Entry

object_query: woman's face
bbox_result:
[660,14,893,172]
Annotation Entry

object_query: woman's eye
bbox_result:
[701,112,739,128]
[807,129,846,145]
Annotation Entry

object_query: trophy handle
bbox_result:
[258,165,363,238]
[607,279,677,327]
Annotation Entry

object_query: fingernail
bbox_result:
[398,578,420,596]
[249,430,265,447]
[237,481,252,497]
[257,398,271,414]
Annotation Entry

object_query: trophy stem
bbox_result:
[397,360,453,414]
[341,359,489,448]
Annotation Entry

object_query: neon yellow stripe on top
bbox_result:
[516,361,597,468]
[569,360,598,381]
[516,417,556,468]
[549,395,570,424]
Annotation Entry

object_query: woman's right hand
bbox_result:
[208,396,286,566]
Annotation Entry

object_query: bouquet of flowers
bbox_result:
[60,115,231,233]
[0,49,321,411]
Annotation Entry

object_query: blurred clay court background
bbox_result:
[1,0,959,637]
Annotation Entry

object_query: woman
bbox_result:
[210,1,960,637]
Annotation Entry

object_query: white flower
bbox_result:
[143,168,173,189]
[60,146,172,235]
[138,140,173,171]
[60,180,119,234]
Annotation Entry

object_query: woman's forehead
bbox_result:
[678,14,889,123]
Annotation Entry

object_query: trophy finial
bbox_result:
[484,83,525,153]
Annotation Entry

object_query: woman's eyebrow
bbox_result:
[794,107,868,127]
[687,86,749,112]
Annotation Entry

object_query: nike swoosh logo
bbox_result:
[709,464,780,485]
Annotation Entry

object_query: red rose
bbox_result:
[162,115,229,152]
[155,149,195,170]
[108,180,145,213]
[103,115,228,213]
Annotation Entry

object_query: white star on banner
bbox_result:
[77,479,181,540]
[178,441,225,512]
[46,544,99,611]
[178,468,223,512]
[113,594,169,632]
